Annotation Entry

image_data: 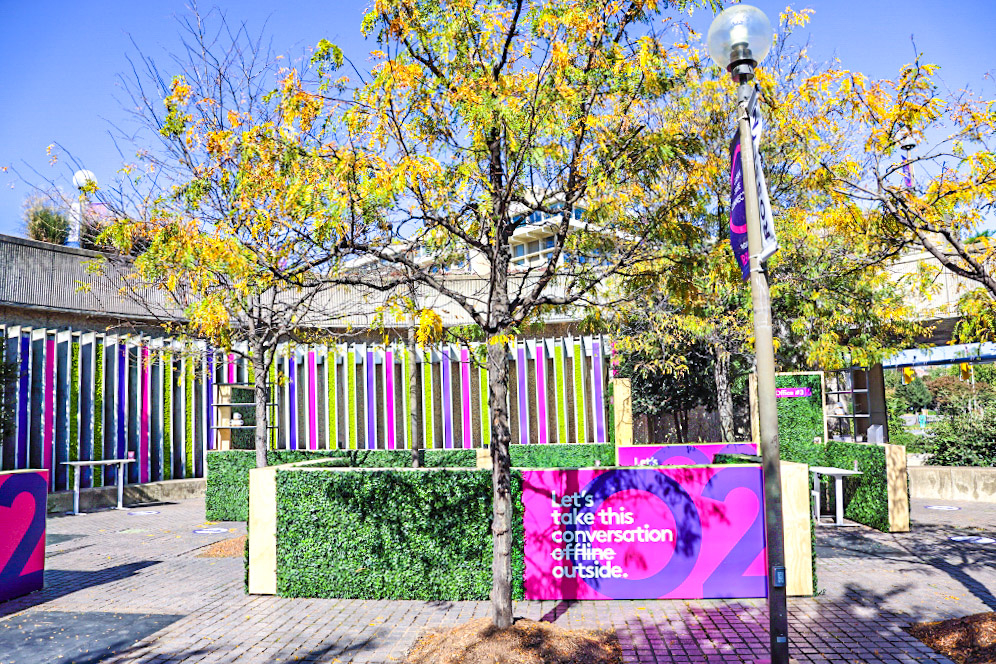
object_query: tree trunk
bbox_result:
[487,339,513,628]
[252,340,271,469]
[408,325,421,468]
[673,410,683,444]
[713,343,735,442]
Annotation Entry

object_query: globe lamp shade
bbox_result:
[706,5,773,71]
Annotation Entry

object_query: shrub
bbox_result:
[275,468,524,600]
[25,201,69,245]
[926,410,996,467]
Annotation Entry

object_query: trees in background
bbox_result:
[96,9,355,469]
[824,55,996,343]
[611,8,923,437]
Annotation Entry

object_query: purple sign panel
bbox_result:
[616,443,759,467]
[776,387,812,398]
[523,467,767,600]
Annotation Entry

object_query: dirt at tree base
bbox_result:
[196,535,247,558]
[403,617,621,664]
[908,612,996,663]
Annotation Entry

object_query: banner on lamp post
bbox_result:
[728,131,750,281]
[728,87,777,281]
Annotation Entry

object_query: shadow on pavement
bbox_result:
[0,561,159,618]
[0,610,184,664]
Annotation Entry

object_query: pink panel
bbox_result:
[522,467,767,600]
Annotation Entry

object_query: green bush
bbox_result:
[926,410,996,467]
[510,443,615,468]
[275,468,524,600]
[822,441,890,532]
[424,449,477,467]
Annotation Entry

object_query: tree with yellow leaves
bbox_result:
[292,0,719,626]
[97,9,356,469]
[612,8,923,440]
[825,52,996,342]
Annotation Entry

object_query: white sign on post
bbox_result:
[746,87,777,262]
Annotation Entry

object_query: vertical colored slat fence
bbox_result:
[0,327,611,490]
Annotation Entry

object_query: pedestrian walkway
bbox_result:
[0,497,979,663]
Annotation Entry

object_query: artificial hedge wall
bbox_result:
[509,443,615,467]
[822,440,890,532]
[207,444,617,522]
[776,373,824,465]
[207,449,477,521]
[275,468,524,601]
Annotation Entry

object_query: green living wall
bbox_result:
[206,449,477,521]
[276,468,524,601]
[775,373,824,465]
[207,444,616,522]
[773,374,895,532]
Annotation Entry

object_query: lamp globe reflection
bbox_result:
[706,5,772,82]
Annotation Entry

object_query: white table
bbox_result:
[809,466,863,526]
[62,459,135,515]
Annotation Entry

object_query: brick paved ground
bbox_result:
[4,496,992,663]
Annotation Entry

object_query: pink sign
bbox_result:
[776,387,812,398]
[0,470,48,602]
[616,443,759,467]
[523,467,767,600]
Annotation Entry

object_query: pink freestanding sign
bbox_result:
[523,466,767,600]
[616,443,759,467]
[0,470,48,602]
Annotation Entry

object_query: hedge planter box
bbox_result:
[207,444,615,523]
[248,459,813,600]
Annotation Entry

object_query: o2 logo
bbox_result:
[0,471,48,602]
[523,467,767,600]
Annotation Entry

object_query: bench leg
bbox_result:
[812,473,820,524]
[835,476,844,526]
[73,467,81,516]
[117,463,124,510]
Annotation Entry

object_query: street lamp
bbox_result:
[70,169,97,249]
[708,7,790,664]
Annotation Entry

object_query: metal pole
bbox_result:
[737,80,790,664]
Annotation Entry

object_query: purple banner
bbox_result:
[729,130,750,281]
[616,443,759,467]
[523,467,767,600]
[776,387,812,398]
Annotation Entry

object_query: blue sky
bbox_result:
[1,0,993,237]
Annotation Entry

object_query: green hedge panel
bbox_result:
[822,440,890,532]
[509,443,615,468]
[275,468,524,601]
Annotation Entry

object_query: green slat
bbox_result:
[479,364,490,448]
[573,339,587,444]
[422,352,434,449]
[162,351,172,480]
[347,349,357,449]
[93,341,104,487]
[185,358,194,478]
[69,340,80,487]
[554,342,568,445]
